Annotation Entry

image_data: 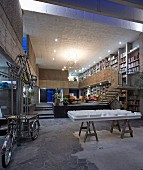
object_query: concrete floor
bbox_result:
[0,111,143,170]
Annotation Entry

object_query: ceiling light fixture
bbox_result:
[119,41,122,44]
[55,38,58,42]
[54,50,56,53]
[62,53,82,75]
[53,58,55,60]
[108,50,111,53]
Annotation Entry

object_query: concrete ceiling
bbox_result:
[22,0,141,73]
[36,0,143,23]
[110,0,143,10]
[0,53,9,67]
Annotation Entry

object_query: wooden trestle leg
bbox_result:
[121,119,133,139]
[79,122,91,136]
[110,119,133,138]
[110,120,121,133]
[79,121,98,142]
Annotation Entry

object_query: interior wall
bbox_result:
[79,67,118,88]
[63,88,69,96]
[0,0,24,114]
[0,0,23,61]
[39,68,68,81]
[28,35,36,74]
[0,0,23,43]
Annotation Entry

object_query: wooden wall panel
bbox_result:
[39,69,68,81]
[39,68,118,89]
[28,36,36,74]
[79,68,119,88]
[39,80,79,89]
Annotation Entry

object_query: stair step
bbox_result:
[36,106,53,108]
[106,92,119,95]
[35,107,52,111]
[108,89,121,92]
[39,116,54,119]
[101,99,108,101]
[100,98,109,100]
[106,94,117,97]
[116,85,134,90]
[39,114,54,119]
[38,113,54,116]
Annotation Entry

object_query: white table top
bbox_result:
[68,110,141,122]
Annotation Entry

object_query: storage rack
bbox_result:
[0,54,37,141]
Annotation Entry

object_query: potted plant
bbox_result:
[54,92,61,106]
[63,96,68,105]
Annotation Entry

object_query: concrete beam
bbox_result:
[21,1,143,32]
[109,0,143,10]
[36,0,143,24]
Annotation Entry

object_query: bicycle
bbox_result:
[1,115,40,168]
[1,117,16,168]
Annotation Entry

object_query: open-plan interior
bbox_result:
[0,0,143,170]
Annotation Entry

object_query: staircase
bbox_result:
[35,104,54,119]
[100,85,121,104]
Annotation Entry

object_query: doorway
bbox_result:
[47,89,55,102]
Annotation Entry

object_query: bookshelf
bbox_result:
[110,53,118,70]
[127,44,140,74]
[79,41,140,91]
[83,82,111,97]
[127,90,140,112]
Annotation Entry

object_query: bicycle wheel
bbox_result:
[30,120,40,141]
[1,134,13,168]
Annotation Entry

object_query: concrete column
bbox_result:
[139,33,143,114]
[139,33,143,72]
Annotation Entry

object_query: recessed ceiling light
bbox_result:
[93,61,95,63]
[53,58,55,60]
[108,50,111,53]
[62,68,64,71]
[85,67,87,70]
[119,41,122,44]
[82,68,84,70]
[75,70,77,72]
[54,50,56,53]
[55,38,58,42]
[64,66,66,69]
[99,57,101,59]
[89,65,90,67]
